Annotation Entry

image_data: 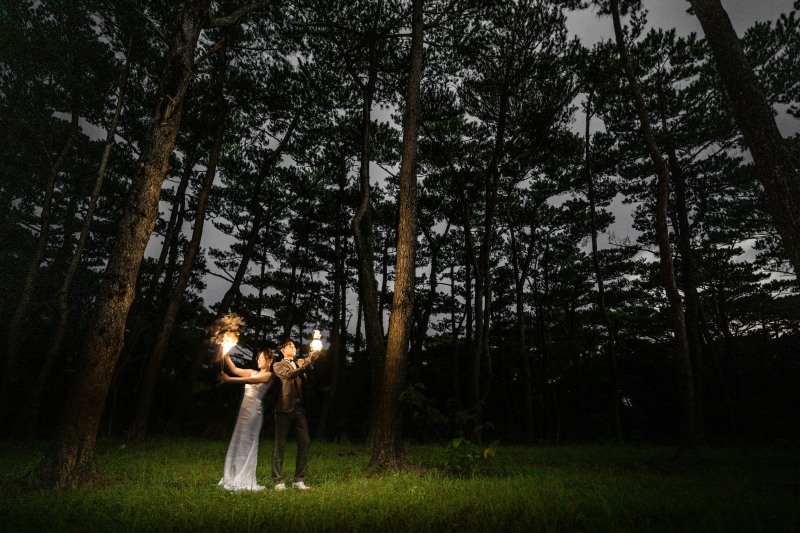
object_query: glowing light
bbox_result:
[310,329,323,352]
[221,331,238,355]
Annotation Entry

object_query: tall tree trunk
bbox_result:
[14,52,131,440]
[317,228,345,438]
[32,1,210,488]
[379,230,390,324]
[509,226,535,443]
[368,0,423,472]
[166,105,301,431]
[611,0,696,456]
[659,90,706,443]
[536,251,560,445]
[698,308,738,439]
[167,133,294,435]
[584,94,622,443]
[129,46,229,441]
[354,298,363,356]
[216,108,302,315]
[350,45,385,436]
[409,223,450,382]
[534,291,548,441]
[463,205,474,385]
[465,87,507,441]
[144,142,197,308]
[449,264,462,409]
[0,108,80,426]
[690,0,800,276]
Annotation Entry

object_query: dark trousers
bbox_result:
[272,407,310,483]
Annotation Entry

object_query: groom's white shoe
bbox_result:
[274,483,287,491]
[292,481,310,490]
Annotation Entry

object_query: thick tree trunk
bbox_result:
[611,0,696,456]
[32,1,209,488]
[0,108,80,427]
[690,0,800,276]
[129,48,228,441]
[14,53,131,440]
[368,0,423,472]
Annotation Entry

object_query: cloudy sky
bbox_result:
[562,0,798,257]
[568,0,795,46]
[195,0,798,308]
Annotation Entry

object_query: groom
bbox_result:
[272,338,317,490]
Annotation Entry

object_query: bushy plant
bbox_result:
[440,434,497,477]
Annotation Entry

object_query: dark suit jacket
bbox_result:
[272,358,313,413]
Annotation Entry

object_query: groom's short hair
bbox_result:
[278,338,294,353]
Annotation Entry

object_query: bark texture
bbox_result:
[368,0,424,472]
[690,0,800,276]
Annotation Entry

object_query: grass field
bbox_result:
[1,438,798,532]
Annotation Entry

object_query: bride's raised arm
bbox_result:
[221,353,253,377]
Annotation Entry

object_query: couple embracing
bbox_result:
[218,338,317,492]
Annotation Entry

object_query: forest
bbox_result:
[1,0,798,490]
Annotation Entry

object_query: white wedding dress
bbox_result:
[219,379,273,491]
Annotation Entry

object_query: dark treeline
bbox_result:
[1,0,798,488]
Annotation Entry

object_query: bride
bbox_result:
[218,348,275,491]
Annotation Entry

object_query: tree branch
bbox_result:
[207,0,274,28]
[195,36,227,67]
[134,7,168,42]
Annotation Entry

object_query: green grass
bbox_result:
[1,438,798,532]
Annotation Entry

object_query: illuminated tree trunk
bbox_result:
[33,0,274,488]
[368,0,423,472]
